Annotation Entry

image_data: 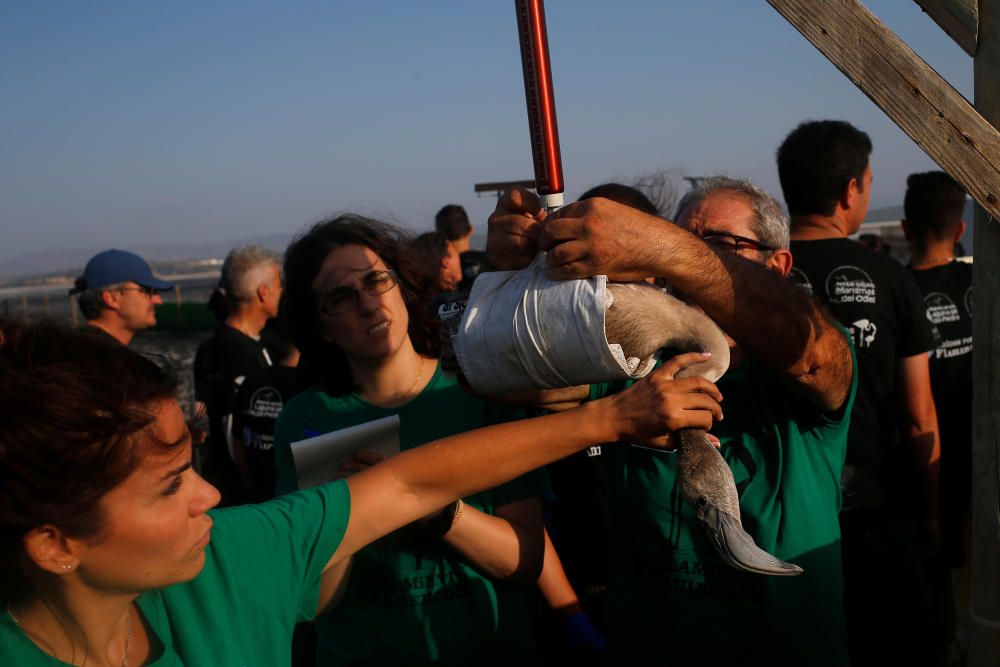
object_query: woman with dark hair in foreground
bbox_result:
[0,319,721,666]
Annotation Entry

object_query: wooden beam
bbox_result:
[914,0,979,56]
[969,0,1000,662]
[768,0,1000,221]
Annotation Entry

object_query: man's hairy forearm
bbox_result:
[651,223,852,409]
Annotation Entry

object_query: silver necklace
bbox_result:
[7,605,132,667]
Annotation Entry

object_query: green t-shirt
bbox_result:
[273,366,544,666]
[595,349,857,667]
[1,482,350,666]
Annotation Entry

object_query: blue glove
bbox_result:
[562,610,606,654]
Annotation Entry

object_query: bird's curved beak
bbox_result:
[696,500,803,576]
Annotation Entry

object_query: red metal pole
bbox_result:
[515,0,565,211]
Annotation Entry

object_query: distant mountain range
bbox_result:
[1,200,976,285]
[0,233,292,285]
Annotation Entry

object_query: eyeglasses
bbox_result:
[115,285,159,297]
[320,270,399,315]
[701,232,774,254]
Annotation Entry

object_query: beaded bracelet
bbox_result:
[449,498,465,530]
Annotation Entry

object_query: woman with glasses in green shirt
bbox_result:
[275,215,550,666]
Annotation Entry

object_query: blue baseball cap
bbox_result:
[72,249,174,294]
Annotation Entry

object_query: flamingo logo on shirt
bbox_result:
[850,319,878,348]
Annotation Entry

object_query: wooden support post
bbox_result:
[768,0,1000,220]
[43,293,50,317]
[914,0,980,56]
[21,294,28,321]
[969,1,1000,663]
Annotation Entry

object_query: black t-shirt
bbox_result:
[193,336,216,405]
[203,325,273,503]
[231,365,302,504]
[909,260,973,562]
[790,238,935,511]
[908,261,973,407]
[206,325,273,417]
[80,324,125,346]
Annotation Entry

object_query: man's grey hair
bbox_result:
[77,288,107,320]
[220,245,281,304]
[76,282,132,320]
[674,176,789,251]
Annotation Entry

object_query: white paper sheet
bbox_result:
[290,415,401,489]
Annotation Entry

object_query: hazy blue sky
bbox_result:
[0,1,974,265]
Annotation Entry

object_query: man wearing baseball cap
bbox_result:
[70,248,174,345]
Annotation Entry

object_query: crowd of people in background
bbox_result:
[0,118,974,667]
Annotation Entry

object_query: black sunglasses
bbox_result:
[701,232,775,253]
[115,285,159,297]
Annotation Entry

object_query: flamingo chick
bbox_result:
[605,282,802,576]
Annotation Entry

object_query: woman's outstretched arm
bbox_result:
[325,352,723,571]
[440,497,544,583]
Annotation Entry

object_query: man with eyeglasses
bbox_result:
[777,120,939,667]
[70,248,174,345]
[485,178,855,666]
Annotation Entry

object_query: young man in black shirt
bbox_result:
[777,120,940,667]
[904,171,972,661]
